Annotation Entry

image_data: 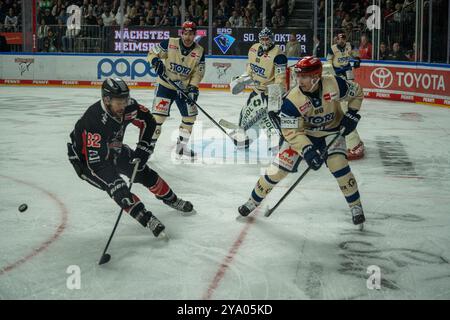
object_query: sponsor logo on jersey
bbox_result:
[323,92,338,101]
[101,112,108,125]
[214,34,236,54]
[97,58,157,80]
[304,112,335,125]
[88,150,100,163]
[337,56,350,64]
[299,101,312,114]
[249,63,266,77]
[280,117,298,129]
[169,62,192,75]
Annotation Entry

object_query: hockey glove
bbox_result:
[151,57,165,77]
[132,141,154,171]
[351,57,361,68]
[185,85,199,103]
[302,144,324,171]
[340,109,361,136]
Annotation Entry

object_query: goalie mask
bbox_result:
[258,27,274,52]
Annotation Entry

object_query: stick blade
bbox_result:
[264,207,273,217]
[98,253,111,265]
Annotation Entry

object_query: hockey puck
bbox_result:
[18,203,28,212]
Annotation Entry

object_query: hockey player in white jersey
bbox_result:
[227,27,288,151]
[147,21,205,159]
[238,56,365,228]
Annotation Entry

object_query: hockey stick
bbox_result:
[98,159,140,265]
[265,128,345,217]
[159,74,247,146]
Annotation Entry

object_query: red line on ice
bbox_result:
[203,213,258,300]
[0,175,68,276]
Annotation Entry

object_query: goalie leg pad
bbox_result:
[239,91,268,131]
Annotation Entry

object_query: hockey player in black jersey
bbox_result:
[67,78,194,237]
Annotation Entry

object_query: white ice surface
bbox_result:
[0,86,449,300]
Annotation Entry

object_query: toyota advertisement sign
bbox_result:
[355,63,450,105]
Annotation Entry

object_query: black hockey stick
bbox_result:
[98,159,140,265]
[159,74,247,146]
[265,128,345,217]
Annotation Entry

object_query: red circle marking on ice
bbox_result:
[0,175,68,275]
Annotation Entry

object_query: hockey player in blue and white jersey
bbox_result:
[227,27,288,151]
[238,56,365,228]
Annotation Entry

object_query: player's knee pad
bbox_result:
[152,114,167,142]
[325,134,347,158]
[180,116,196,131]
[326,153,348,172]
[135,167,159,188]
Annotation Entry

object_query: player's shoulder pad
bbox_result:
[249,43,259,53]
[199,49,206,62]
[274,53,288,65]
[86,100,107,127]
[333,75,350,98]
[279,97,301,129]
[280,95,301,118]
[158,39,169,51]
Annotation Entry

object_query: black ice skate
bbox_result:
[351,204,365,228]
[163,195,194,213]
[238,199,257,217]
[147,214,166,237]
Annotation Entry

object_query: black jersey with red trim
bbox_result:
[69,98,156,176]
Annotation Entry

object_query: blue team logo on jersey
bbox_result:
[214,34,235,54]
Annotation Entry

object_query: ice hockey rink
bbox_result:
[0,86,449,300]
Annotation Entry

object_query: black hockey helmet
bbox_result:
[101,78,130,99]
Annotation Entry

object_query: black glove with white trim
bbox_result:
[132,141,154,171]
[340,109,361,136]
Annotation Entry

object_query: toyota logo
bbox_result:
[370,67,393,88]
